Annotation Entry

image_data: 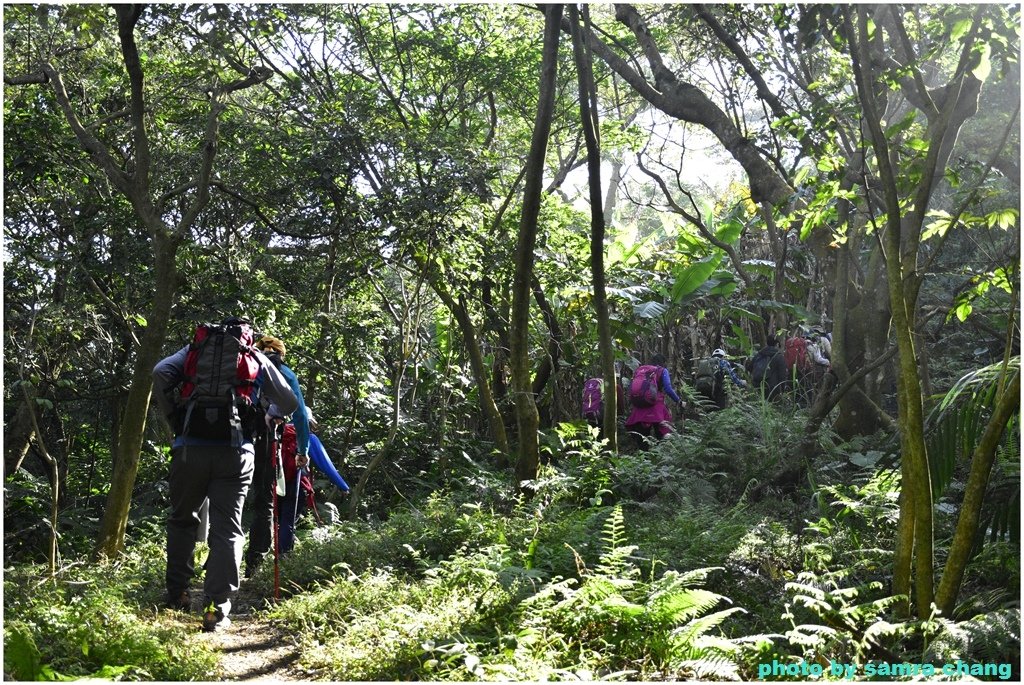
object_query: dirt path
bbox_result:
[194,587,313,681]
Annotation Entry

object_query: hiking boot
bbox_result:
[202,608,231,633]
[166,590,191,612]
[244,557,262,579]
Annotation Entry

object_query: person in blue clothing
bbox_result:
[695,348,747,410]
[243,335,311,579]
[153,317,298,633]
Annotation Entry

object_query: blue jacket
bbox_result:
[276,363,310,457]
[309,434,350,492]
[659,367,682,403]
[716,358,747,388]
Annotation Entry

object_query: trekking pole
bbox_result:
[292,467,304,536]
[271,424,282,602]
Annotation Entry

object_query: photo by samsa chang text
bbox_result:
[757,658,1013,680]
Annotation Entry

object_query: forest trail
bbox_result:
[195,586,310,681]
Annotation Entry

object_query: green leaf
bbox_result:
[671,254,723,303]
[954,300,972,322]
[634,301,668,319]
[714,219,744,245]
[972,42,992,81]
[922,210,954,241]
[985,208,1018,230]
[709,279,738,297]
[4,625,41,680]
[950,18,971,42]
[884,110,917,138]
[133,313,148,327]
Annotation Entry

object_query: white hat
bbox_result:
[712,348,726,358]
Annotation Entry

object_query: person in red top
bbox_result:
[625,353,684,445]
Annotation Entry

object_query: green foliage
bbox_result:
[274,545,521,681]
[926,609,1021,674]
[3,544,218,680]
[499,507,749,680]
[926,356,1020,499]
[803,470,900,577]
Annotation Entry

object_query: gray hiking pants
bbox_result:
[166,443,254,618]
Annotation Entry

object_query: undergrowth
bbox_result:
[4,400,1019,681]
[3,539,218,680]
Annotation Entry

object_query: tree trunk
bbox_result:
[4,400,36,478]
[512,4,562,488]
[95,236,180,557]
[436,285,511,462]
[569,5,617,452]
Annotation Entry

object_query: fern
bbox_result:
[504,507,752,679]
[925,609,1020,667]
[594,505,637,579]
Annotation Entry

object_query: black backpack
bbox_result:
[179,321,260,443]
[751,349,772,387]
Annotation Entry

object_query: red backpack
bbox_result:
[180,320,261,442]
[630,365,662,407]
[784,337,811,373]
[581,378,604,420]
[280,424,314,505]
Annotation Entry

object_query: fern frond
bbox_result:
[673,656,742,680]
[786,623,839,646]
[649,588,725,625]
[595,505,639,579]
[674,566,724,588]
[785,581,828,601]
[926,357,1020,497]
[671,607,746,649]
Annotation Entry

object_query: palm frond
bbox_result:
[926,357,1019,498]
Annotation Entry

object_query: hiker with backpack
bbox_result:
[748,335,789,401]
[814,328,832,360]
[276,419,313,557]
[624,353,684,445]
[243,335,311,579]
[581,372,625,439]
[152,317,298,633]
[803,333,831,399]
[694,348,747,411]
[783,330,830,404]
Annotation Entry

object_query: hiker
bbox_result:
[624,353,684,445]
[749,335,789,401]
[276,420,313,556]
[581,372,625,439]
[783,330,829,404]
[244,335,311,579]
[153,316,298,633]
[803,333,831,400]
[814,328,832,360]
[694,348,747,410]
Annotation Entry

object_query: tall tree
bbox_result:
[843,4,1002,616]
[568,5,617,451]
[512,4,563,486]
[5,5,272,556]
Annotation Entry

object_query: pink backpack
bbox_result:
[581,378,604,419]
[629,365,661,407]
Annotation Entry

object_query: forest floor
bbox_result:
[193,583,310,681]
